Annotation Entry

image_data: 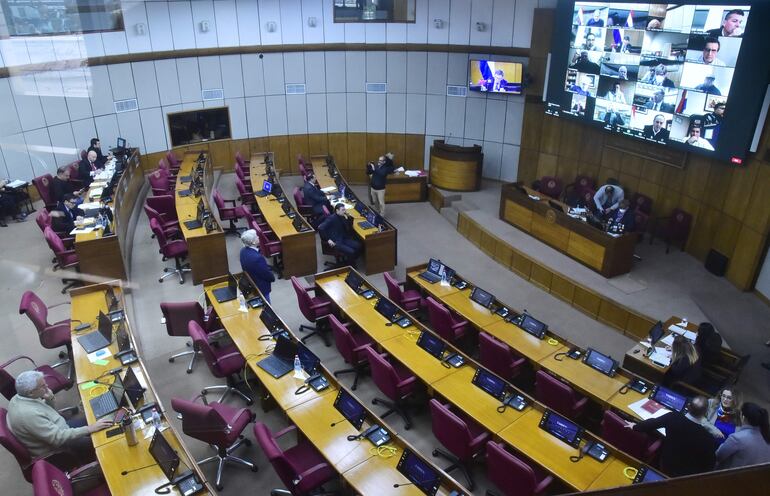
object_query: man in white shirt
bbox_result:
[593,183,624,217]
[694,37,726,66]
[684,126,715,150]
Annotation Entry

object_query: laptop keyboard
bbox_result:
[358,221,375,230]
[90,393,118,418]
[184,220,202,230]
[418,271,441,283]
[78,332,109,353]
[257,356,293,378]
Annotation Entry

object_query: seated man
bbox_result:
[318,203,362,264]
[6,370,111,467]
[593,181,624,218]
[51,166,82,204]
[606,199,635,232]
[53,194,84,233]
[86,138,110,168]
[78,150,99,188]
[302,173,330,220]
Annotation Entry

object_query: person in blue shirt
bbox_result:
[239,229,275,303]
[318,203,361,264]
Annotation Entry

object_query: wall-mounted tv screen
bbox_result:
[168,107,231,148]
[469,60,523,94]
[545,1,770,163]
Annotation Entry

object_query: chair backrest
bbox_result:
[255,224,278,254]
[666,208,692,241]
[170,397,229,447]
[235,177,249,197]
[535,370,578,418]
[143,204,162,225]
[149,217,169,249]
[43,227,67,256]
[429,399,477,461]
[212,189,225,210]
[633,210,649,233]
[36,210,51,232]
[540,176,563,198]
[243,210,259,231]
[160,302,205,338]
[330,314,358,364]
[383,272,404,306]
[235,151,245,167]
[581,188,596,209]
[158,157,170,171]
[188,320,224,378]
[486,441,539,496]
[631,193,653,214]
[145,195,176,218]
[166,151,179,166]
[290,277,316,322]
[32,174,56,206]
[0,367,16,401]
[32,459,79,496]
[601,410,654,460]
[148,169,169,191]
[0,408,34,482]
[364,347,401,401]
[293,187,306,208]
[253,422,298,492]
[426,297,455,341]
[298,162,308,178]
[478,332,514,380]
[18,290,50,335]
[574,175,596,195]
[80,149,87,161]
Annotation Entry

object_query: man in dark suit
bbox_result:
[86,138,110,168]
[239,229,275,303]
[51,166,81,203]
[644,89,674,113]
[706,9,744,37]
[53,194,84,233]
[302,173,330,219]
[628,396,718,476]
[603,106,625,127]
[480,69,515,92]
[640,64,676,88]
[78,150,99,187]
[318,203,361,264]
[643,114,670,140]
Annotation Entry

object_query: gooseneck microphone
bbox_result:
[121,462,157,476]
[393,482,415,488]
[330,418,347,428]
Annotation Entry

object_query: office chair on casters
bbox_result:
[601,410,661,463]
[148,168,172,196]
[160,301,219,374]
[534,370,587,420]
[189,321,252,405]
[485,441,553,496]
[0,355,75,407]
[428,399,489,491]
[143,204,180,239]
[43,227,81,293]
[329,314,373,391]
[426,297,469,345]
[364,347,417,430]
[478,332,526,382]
[32,174,58,212]
[253,422,337,496]
[291,276,333,346]
[19,291,73,381]
[149,218,191,284]
[213,189,248,236]
[171,396,256,491]
[383,272,425,314]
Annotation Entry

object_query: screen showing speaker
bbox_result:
[545,1,770,163]
[469,60,524,94]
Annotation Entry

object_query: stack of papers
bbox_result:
[404,170,422,177]
[649,347,672,367]
[6,180,26,188]
[669,325,696,341]
[70,226,95,235]
[89,187,104,197]
[321,186,336,193]
[80,201,101,210]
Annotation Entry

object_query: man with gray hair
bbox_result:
[240,229,275,303]
[6,370,111,465]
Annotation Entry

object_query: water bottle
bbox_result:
[293,355,302,375]
[151,408,162,430]
[237,289,247,312]
[123,415,138,446]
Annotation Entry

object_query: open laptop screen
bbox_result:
[374,298,399,322]
[259,305,282,332]
[297,343,320,374]
[272,335,297,362]
[333,390,365,430]
[117,137,126,148]
[97,311,113,342]
[262,180,272,193]
[396,449,440,496]
[519,314,547,338]
[344,271,364,291]
[122,367,144,406]
[648,321,664,346]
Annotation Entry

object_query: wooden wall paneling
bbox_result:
[550,272,576,303]
[307,133,329,157]
[635,179,662,211]
[493,241,514,268]
[712,213,742,260]
[520,103,544,151]
[479,230,497,258]
[598,299,629,331]
[510,253,532,280]
[578,126,605,166]
[660,161,686,193]
[366,133,387,162]
[557,120,583,161]
[530,9,554,58]
[741,161,770,233]
[467,219,482,246]
[618,152,644,180]
[327,133,349,171]
[529,262,552,292]
[141,151,167,173]
[536,152,558,179]
[640,159,664,185]
[726,226,766,290]
[517,148,540,184]
[457,212,470,236]
[386,133,406,166]
[572,286,601,318]
[539,115,562,155]
[404,134,425,169]
[687,205,721,261]
[347,133,367,181]
[556,156,578,187]
[288,134,310,174]
[207,141,231,170]
[576,161,600,183]
[681,155,712,201]
[249,137,271,156]
[268,135,290,173]
[722,161,759,221]
[702,162,732,210]
[655,187,682,221]
[626,312,656,340]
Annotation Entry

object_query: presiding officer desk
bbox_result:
[203,274,468,495]
[249,152,317,277]
[70,282,213,494]
[315,267,645,492]
[405,262,657,422]
[499,183,637,277]
[174,151,229,284]
[309,155,397,275]
[73,149,143,282]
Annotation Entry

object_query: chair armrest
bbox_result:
[397,375,417,389]
[68,461,102,480]
[295,462,332,492]
[535,475,554,494]
[224,199,237,206]
[212,351,245,370]
[166,239,187,251]
[401,294,421,305]
[206,329,229,341]
[573,396,588,412]
[450,320,468,331]
[274,424,297,439]
[309,300,333,313]
[0,355,36,369]
[352,343,373,354]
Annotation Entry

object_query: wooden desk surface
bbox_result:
[539,346,627,403]
[431,366,524,434]
[378,332,459,385]
[74,175,111,243]
[175,153,212,240]
[622,316,700,382]
[70,289,122,383]
[205,280,245,319]
[443,289,504,329]
[312,161,380,240]
[481,319,563,363]
[498,409,633,492]
[313,271,372,310]
[406,268,461,298]
[343,299,417,343]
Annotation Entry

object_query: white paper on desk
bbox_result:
[87,348,112,363]
[80,202,101,210]
[404,170,420,177]
[321,186,336,193]
[648,349,671,367]
[395,167,405,172]
[661,334,675,346]
[70,227,95,235]
[669,325,696,341]
[293,369,308,380]
[528,194,541,201]
[7,179,26,188]
[89,187,103,197]
[628,398,671,421]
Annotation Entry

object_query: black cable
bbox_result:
[553,352,567,362]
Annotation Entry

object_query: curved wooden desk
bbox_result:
[429,140,483,192]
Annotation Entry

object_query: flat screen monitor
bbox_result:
[374,298,399,322]
[149,430,181,482]
[333,389,365,430]
[344,271,365,291]
[470,287,495,308]
[168,107,231,147]
[519,314,548,338]
[469,60,524,94]
[651,385,689,412]
[583,348,619,376]
[116,137,126,149]
[544,1,770,163]
[417,331,446,360]
[648,321,664,345]
[396,449,441,496]
[539,410,583,447]
[262,180,272,193]
[471,368,507,401]
[97,311,113,343]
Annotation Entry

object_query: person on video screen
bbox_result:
[586,9,604,27]
[643,114,670,140]
[603,105,625,127]
[480,69,512,92]
[568,74,593,96]
[604,82,626,103]
[684,125,715,150]
[697,37,726,66]
[645,89,674,113]
[707,9,745,38]
[581,32,602,51]
[695,73,722,96]
[570,51,600,73]
[641,64,676,88]
[618,65,629,80]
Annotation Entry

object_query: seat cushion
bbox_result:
[164,242,188,258]
[210,402,252,444]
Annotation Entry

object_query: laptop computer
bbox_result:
[357,211,379,230]
[105,287,120,313]
[648,321,665,347]
[539,410,583,448]
[281,200,296,218]
[354,201,366,215]
[583,348,619,377]
[255,180,272,198]
[649,385,689,413]
[149,430,204,496]
[396,449,441,496]
[513,313,548,339]
[333,389,366,430]
[89,372,125,418]
[471,368,507,401]
[212,274,238,303]
[122,366,146,407]
[470,287,495,309]
[293,215,311,232]
[77,311,113,353]
[344,271,375,299]
[418,258,445,283]
[256,335,297,378]
[114,321,138,366]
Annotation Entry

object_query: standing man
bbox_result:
[239,229,275,303]
[593,182,624,218]
[78,150,99,187]
[319,203,362,265]
[86,138,110,168]
[367,154,395,216]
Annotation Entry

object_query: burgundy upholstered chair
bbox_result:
[329,314,373,390]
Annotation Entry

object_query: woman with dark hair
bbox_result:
[716,403,770,469]
[695,322,723,366]
[663,335,702,387]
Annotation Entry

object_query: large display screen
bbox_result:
[469,60,524,94]
[545,2,770,163]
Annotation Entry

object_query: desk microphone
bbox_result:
[330,418,347,428]
[121,462,158,476]
[393,482,415,488]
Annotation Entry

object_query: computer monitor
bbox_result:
[262,180,272,193]
[259,305,282,332]
[297,343,320,375]
[471,368,507,401]
[648,321,664,346]
[470,287,495,308]
[333,389,366,430]
[97,311,114,343]
[416,331,446,360]
[116,137,126,149]
[396,449,440,496]
[344,271,364,291]
[374,298,399,322]
[519,314,547,339]
[633,465,666,484]
[272,335,297,362]
[583,348,618,377]
[122,367,145,406]
[149,430,181,482]
[539,410,582,448]
[650,385,689,413]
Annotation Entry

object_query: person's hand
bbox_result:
[41,387,54,401]
[327,240,335,247]
[89,418,113,433]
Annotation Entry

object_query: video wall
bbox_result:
[545,2,770,163]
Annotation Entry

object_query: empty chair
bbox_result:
[426,297,469,345]
[235,177,257,212]
[255,224,283,274]
[651,208,692,253]
[290,276,333,346]
[166,151,181,170]
[171,396,256,491]
[534,370,587,420]
[485,441,553,496]
[150,218,191,284]
[601,410,661,463]
[143,203,180,239]
[633,209,650,242]
[383,272,425,313]
[538,176,563,199]
[429,399,490,490]
[242,210,270,234]
[235,151,249,172]
[160,301,219,373]
[478,332,526,382]
[213,189,248,236]
[145,194,178,222]
[157,158,177,179]
[0,355,72,402]
[564,174,596,200]
[189,320,252,405]
[329,314,374,390]
[364,347,417,429]
[253,422,336,496]
[32,174,57,211]
[630,192,653,215]
[31,458,110,496]
[18,291,72,379]
[148,168,172,196]
[235,163,252,189]
[43,227,80,293]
